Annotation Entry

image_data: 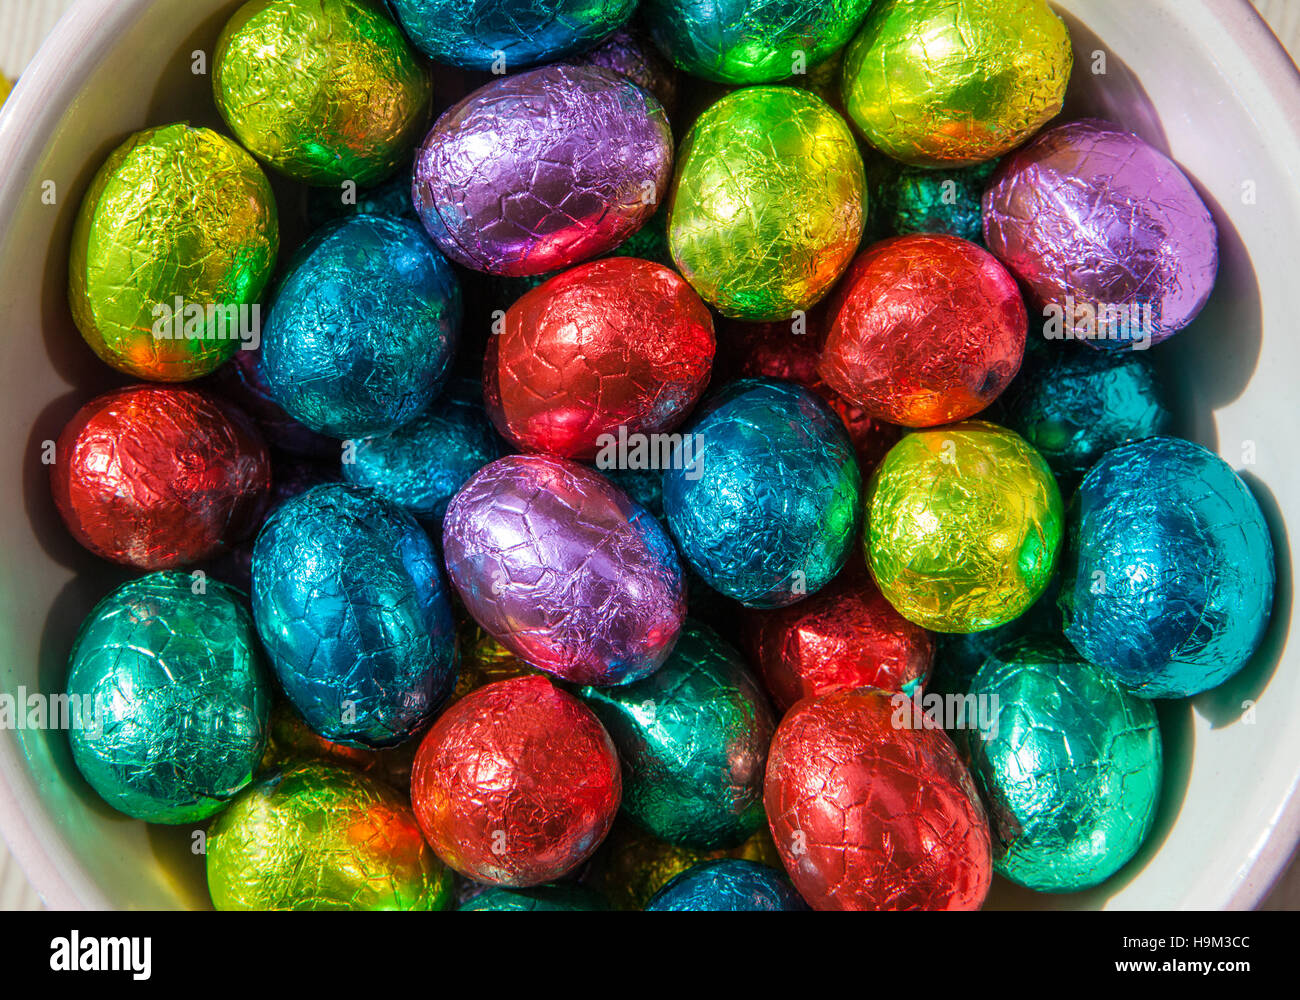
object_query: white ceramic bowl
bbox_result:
[1,0,1298,910]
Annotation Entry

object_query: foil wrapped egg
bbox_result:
[206,347,338,460]
[744,559,935,712]
[0,72,10,105]
[413,64,672,277]
[578,623,775,849]
[411,675,621,886]
[645,859,807,911]
[251,483,458,747]
[68,124,278,381]
[484,257,715,460]
[66,573,271,823]
[669,87,865,321]
[663,380,862,609]
[968,636,1163,891]
[644,0,874,84]
[342,378,505,522]
[866,422,1063,632]
[874,159,1000,243]
[261,215,460,439]
[389,0,636,70]
[207,763,453,910]
[260,701,416,791]
[818,234,1027,427]
[1058,437,1274,699]
[984,119,1219,348]
[842,0,1072,167]
[51,385,271,570]
[306,167,419,231]
[765,687,992,910]
[571,25,680,114]
[460,884,611,911]
[213,0,431,186]
[442,455,685,686]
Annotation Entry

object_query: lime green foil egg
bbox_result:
[207,762,453,910]
[865,422,1063,632]
[214,0,432,186]
[842,0,1072,167]
[68,124,278,381]
[668,87,865,321]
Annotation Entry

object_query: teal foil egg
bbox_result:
[460,884,611,911]
[967,636,1163,892]
[645,859,807,911]
[579,623,776,849]
[66,573,271,823]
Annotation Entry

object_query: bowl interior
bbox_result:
[0,0,1297,909]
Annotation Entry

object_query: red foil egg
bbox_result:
[410,675,621,886]
[484,257,714,460]
[744,561,935,713]
[819,234,1026,427]
[51,384,271,570]
[764,687,992,910]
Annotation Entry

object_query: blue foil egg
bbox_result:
[342,379,505,523]
[1058,437,1274,698]
[663,379,862,608]
[251,483,458,747]
[261,215,460,439]
[459,884,611,911]
[645,859,807,911]
[388,0,636,71]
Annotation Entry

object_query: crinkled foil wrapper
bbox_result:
[68,124,278,381]
[208,763,453,910]
[251,483,458,747]
[66,573,270,823]
[579,623,775,849]
[865,421,1063,632]
[460,884,610,910]
[213,0,431,185]
[968,637,1163,891]
[572,25,680,114]
[842,0,1071,166]
[765,687,992,910]
[669,87,864,321]
[646,859,806,911]
[875,159,999,243]
[410,675,621,886]
[1058,437,1274,698]
[442,455,685,685]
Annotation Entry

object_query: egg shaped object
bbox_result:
[645,859,807,911]
[459,884,611,911]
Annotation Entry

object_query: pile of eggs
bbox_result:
[47,0,1275,910]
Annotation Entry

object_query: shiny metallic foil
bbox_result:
[664,380,862,609]
[449,618,538,703]
[1058,438,1274,699]
[213,0,431,186]
[866,422,1063,632]
[410,676,621,886]
[485,258,715,460]
[51,385,271,570]
[250,483,458,747]
[579,622,775,849]
[572,25,680,115]
[645,859,807,911]
[260,701,420,791]
[414,64,673,276]
[68,124,278,381]
[389,0,636,70]
[984,119,1219,347]
[645,0,874,84]
[969,637,1162,892]
[207,763,453,910]
[66,573,271,824]
[765,687,992,910]
[669,87,864,321]
[842,0,1071,167]
[819,234,1027,427]
[205,348,338,460]
[876,159,999,242]
[460,884,611,910]
[442,455,685,686]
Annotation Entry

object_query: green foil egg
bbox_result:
[579,623,776,849]
[68,124,278,381]
[214,0,432,186]
[967,636,1163,892]
[668,86,865,321]
[207,762,453,910]
[66,573,271,824]
[842,0,1072,167]
[866,422,1063,632]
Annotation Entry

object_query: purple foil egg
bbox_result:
[570,26,679,115]
[412,64,673,277]
[442,455,686,686]
[983,119,1218,349]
